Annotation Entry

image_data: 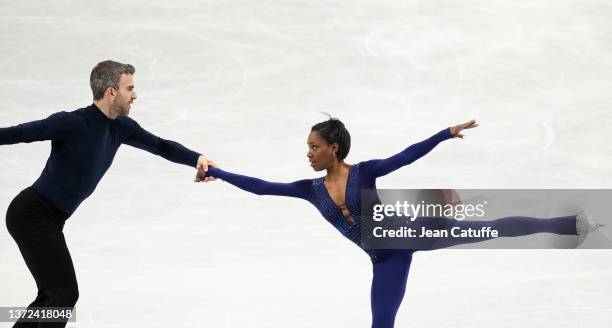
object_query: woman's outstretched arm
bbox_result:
[362,120,477,178]
[202,167,312,200]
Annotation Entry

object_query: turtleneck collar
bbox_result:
[89,103,115,122]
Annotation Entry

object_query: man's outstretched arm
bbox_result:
[122,119,210,171]
[0,112,83,145]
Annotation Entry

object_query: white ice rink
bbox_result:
[1,0,612,327]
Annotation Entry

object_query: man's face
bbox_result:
[111,73,137,116]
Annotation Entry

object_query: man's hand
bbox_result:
[194,155,219,182]
[196,155,210,172]
[450,119,478,138]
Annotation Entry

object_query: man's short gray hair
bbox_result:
[90,60,135,100]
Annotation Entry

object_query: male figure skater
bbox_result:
[1,60,212,327]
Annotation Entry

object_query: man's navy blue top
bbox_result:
[0,104,200,216]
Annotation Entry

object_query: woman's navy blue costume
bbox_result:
[2,104,200,328]
[205,128,577,328]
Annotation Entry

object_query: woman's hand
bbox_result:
[450,119,478,138]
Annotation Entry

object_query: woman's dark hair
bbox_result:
[311,113,351,160]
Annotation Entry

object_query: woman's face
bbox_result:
[306,131,338,171]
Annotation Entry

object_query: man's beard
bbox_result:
[111,103,128,117]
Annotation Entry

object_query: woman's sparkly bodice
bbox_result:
[311,164,378,260]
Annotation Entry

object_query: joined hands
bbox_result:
[194,155,218,183]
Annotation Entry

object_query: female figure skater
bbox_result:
[197,118,600,328]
